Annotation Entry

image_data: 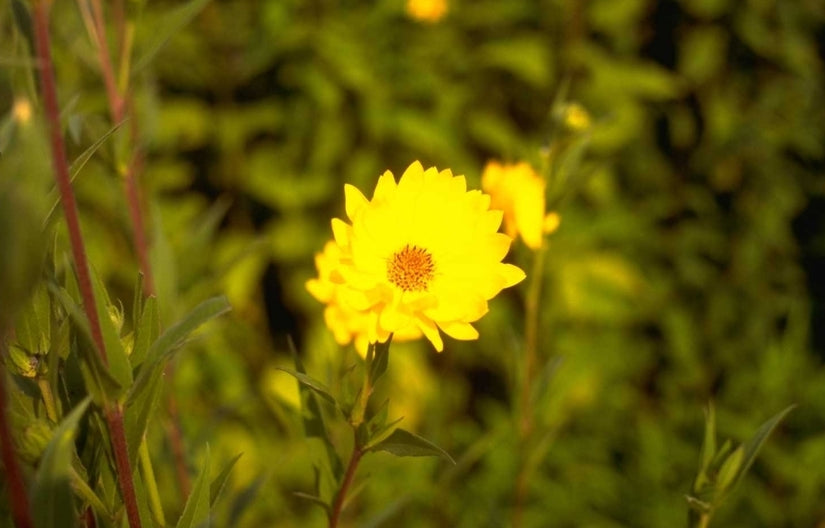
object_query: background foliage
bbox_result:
[2,0,825,526]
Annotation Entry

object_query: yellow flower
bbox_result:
[406,0,447,23]
[481,161,560,250]
[306,240,422,356]
[561,102,591,132]
[323,161,524,352]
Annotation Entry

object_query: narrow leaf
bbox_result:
[716,445,745,495]
[31,398,91,528]
[176,446,211,528]
[131,295,159,367]
[89,267,132,393]
[210,453,242,507]
[49,284,120,406]
[292,492,330,514]
[44,122,125,226]
[734,405,795,488]
[124,365,164,465]
[144,296,230,366]
[367,337,392,387]
[130,296,230,401]
[276,368,336,406]
[133,0,212,74]
[368,428,455,464]
[288,340,343,479]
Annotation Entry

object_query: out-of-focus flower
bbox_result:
[12,98,32,124]
[406,0,447,23]
[310,161,524,352]
[560,102,591,132]
[481,161,560,250]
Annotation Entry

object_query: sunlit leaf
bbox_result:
[368,428,455,464]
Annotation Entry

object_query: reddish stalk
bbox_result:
[0,342,35,528]
[89,0,123,123]
[31,3,142,528]
[329,436,364,528]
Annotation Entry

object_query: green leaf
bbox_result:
[368,428,455,464]
[733,405,795,489]
[288,340,343,479]
[124,364,164,465]
[715,445,744,495]
[176,446,211,528]
[292,492,330,514]
[89,267,132,395]
[49,284,120,406]
[210,453,242,507]
[276,368,337,407]
[145,296,230,366]
[694,402,718,492]
[133,0,212,74]
[131,295,159,367]
[363,416,405,452]
[130,296,230,401]
[31,398,91,528]
[44,122,125,227]
[367,337,392,388]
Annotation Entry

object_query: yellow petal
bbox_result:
[331,218,350,248]
[500,263,526,287]
[373,170,398,201]
[438,321,479,341]
[416,317,443,352]
[344,184,369,221]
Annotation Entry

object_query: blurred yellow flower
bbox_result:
[316,161,524,352]
[481,161,560,250]
[12,98,32,124]
[561,102,591,132]
[306,240,421,355]
[406,0,447,23]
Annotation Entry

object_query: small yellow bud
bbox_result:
[562,103,591,132]
[406,0,447,23]
[543,212,561,234]
[12,98,32,124]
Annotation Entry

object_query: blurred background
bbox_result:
[2,0,825,526]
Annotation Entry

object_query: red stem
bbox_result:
[328,437,363,528]
[32,0,108,368]
[31,3,142,528]
[89,0,123,123]
[0,345,35,528]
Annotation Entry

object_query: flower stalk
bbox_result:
[31,2,142,527]
[328,432,365,528]
[513,243,547,528]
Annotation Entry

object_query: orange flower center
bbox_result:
[387,244,435,292]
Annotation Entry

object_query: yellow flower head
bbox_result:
[561,102,591,132]
[319,161,524,352]
[306,240,422,356]
[406,0,447,23]
[481,161,559,250]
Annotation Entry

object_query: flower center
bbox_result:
[387,244,435,292]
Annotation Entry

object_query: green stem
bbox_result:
[697,512,711,528]
[37,377,59,423]
[512,245,547,528]
[139,438,166,527]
